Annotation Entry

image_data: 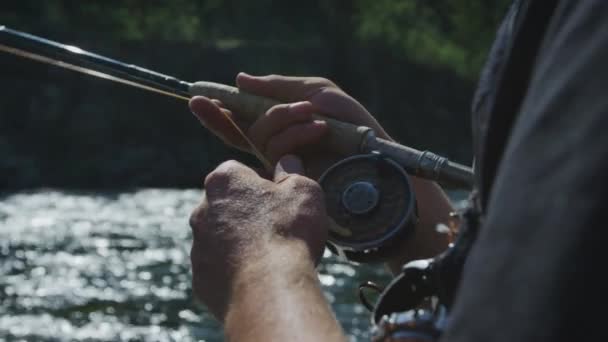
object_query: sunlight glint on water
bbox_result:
[0,189,401,341]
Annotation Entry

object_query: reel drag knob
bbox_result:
[318,154,418,263]
[342,181,380,215]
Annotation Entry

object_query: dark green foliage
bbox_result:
[356,0,511,77]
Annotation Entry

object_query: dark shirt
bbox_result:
[443,1,608,341]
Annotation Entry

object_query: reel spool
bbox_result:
[318,153,418,263]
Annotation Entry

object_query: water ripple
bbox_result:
[0,189,395,341]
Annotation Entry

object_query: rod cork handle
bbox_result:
[189,81,371,156]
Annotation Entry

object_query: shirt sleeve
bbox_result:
[442,1,608,341]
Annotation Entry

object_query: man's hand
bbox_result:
[189,73,391,177]
[189,73,453,274]
[189,155,346,341]
[189,155,327,318]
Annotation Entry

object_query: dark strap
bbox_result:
[479,0,559,209]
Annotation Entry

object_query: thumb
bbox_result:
[273,154,304,183]
[236,72,336,103]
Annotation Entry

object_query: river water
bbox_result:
[0,189,466,341]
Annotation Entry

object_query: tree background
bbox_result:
[0,0,510,189]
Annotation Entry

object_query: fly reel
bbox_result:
[318,153,418,263]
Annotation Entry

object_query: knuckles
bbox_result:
[215,159,246,174]
[189,202,207,236]
[203,170,229,190]
[303,76,336,89]
[281,175,324,201]
[266,103,290,117]
[204,160,245,189]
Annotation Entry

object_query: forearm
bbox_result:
[386,178,453,274]
[224,242,346,342]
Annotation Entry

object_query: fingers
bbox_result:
[192,159,266,243]
[236,72,336,102]
[189,96,250,151]
[246,100,328,165]
[273,154,304,183]
[265,120,328,164]
[247,101,314,152]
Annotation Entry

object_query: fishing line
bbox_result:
[0,43,272,170]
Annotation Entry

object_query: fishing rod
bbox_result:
[0,25,473,187]
[0,25,474,262]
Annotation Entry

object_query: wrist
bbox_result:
[224,240,345,341]
[225,240,318,315]
[235,239,318,283]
